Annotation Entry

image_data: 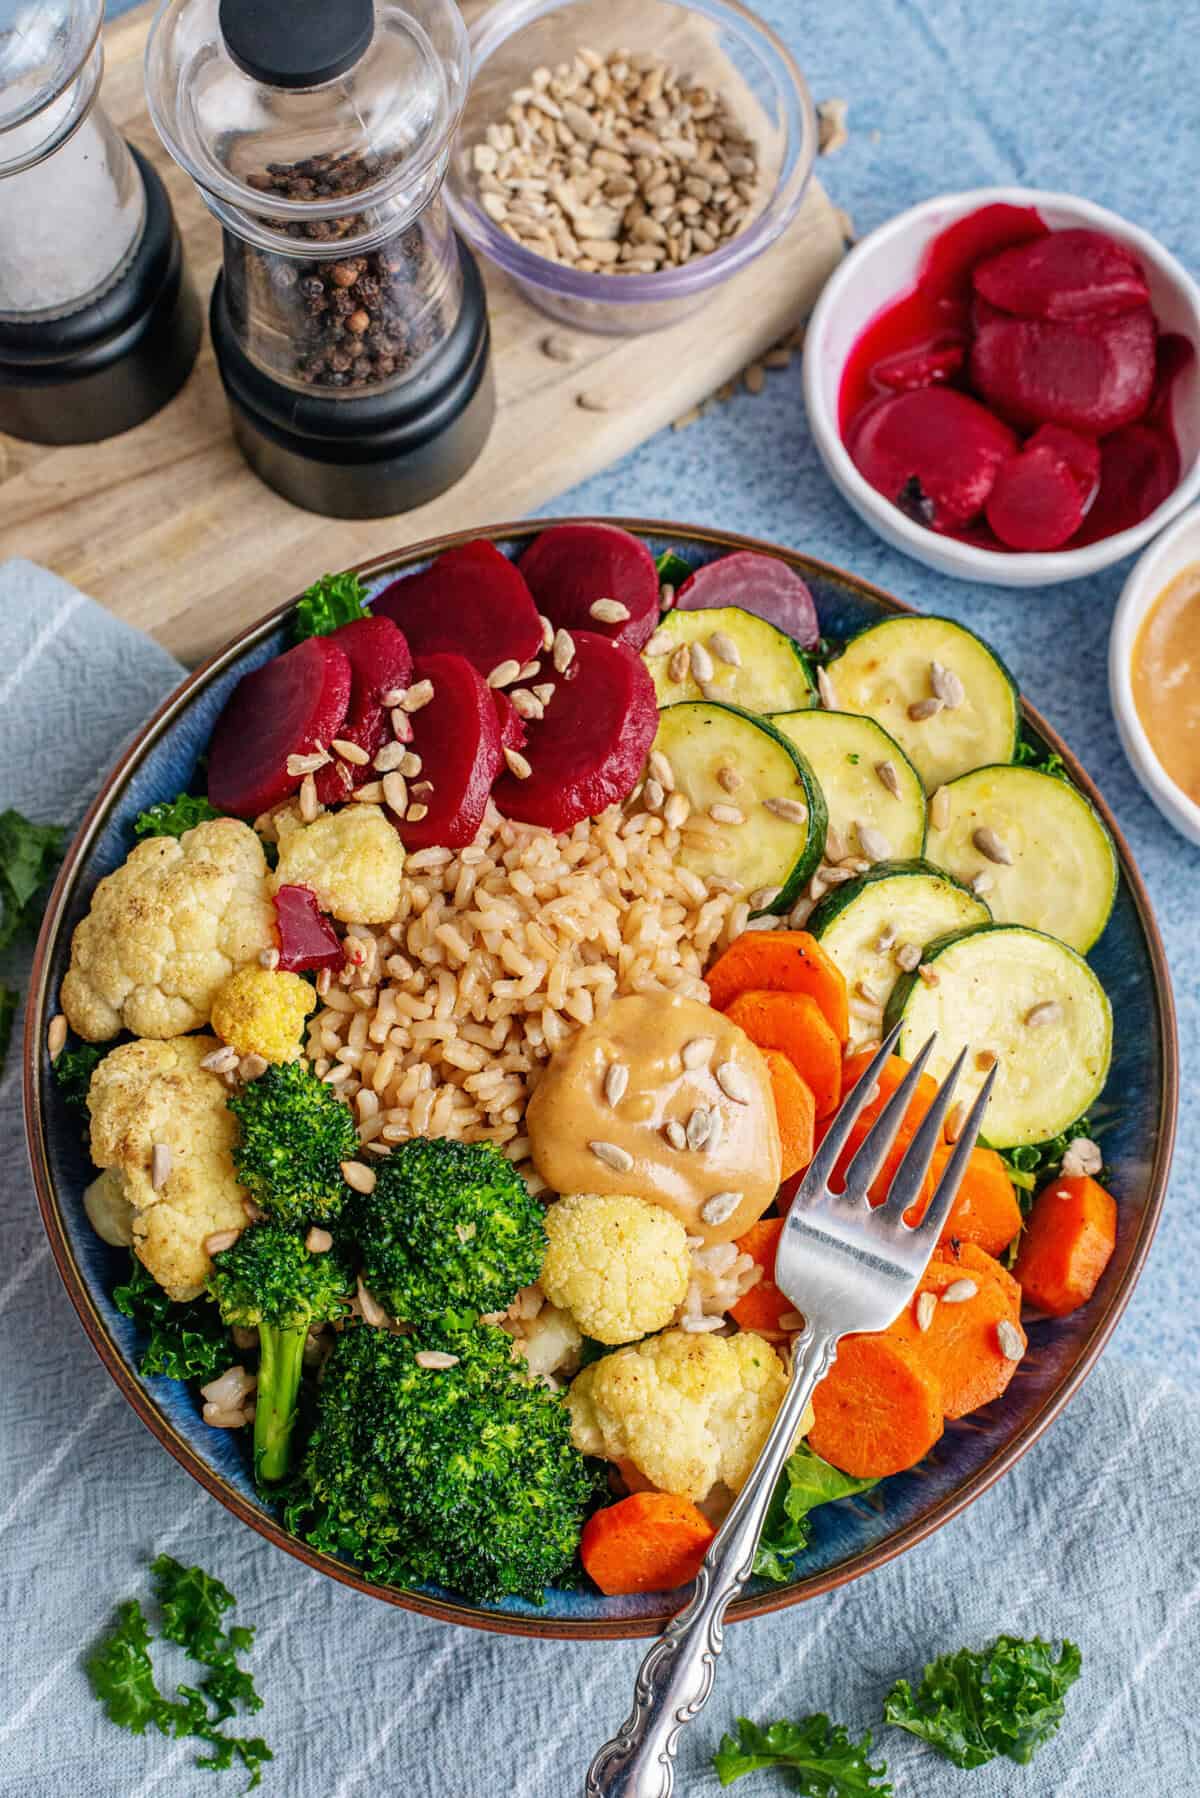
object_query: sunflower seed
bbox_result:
[151,1143,172,1190]
[648,749,675,790]
[1025,1001,1063,1028]
[944,1101,966,1144]
[700,1189,742,1226]
[604,1062,629,1106]
[873,926,896,954]
[552,629,576,673]
[663,1119,688,1151]
[644,627,673,656]
[686,1106,713,1149]
[201,1045,240,1074]
[689,640,715,683]
[504,746,533,780]
[538,613,555,652]
[942,1278,977,1304]
[286,749,332,776]
[930,785,951,831]
[709,802,745,826]
[971,870,994,896]
[973,826,1013,865]
[895,942,921,972]
[532,682,556,705]
[824,823,848,863]
[996,1319,1024,1362]
[817,666,838,709]
[373,741,407,772]
[930,661,965,709]
[47,1014,67,1060]
[643,777,665,812]
[908,696,944,721]
[716,765,743,794]
[855,978,880,1004]
[667,644,690,683]
[510,688,544,721]
[406,803,429,823]
[749,886,781,910]
[332,737,370,766]
[715,1061,752,1104]
[763,795,808,824]
[917,964,939,987]
[401,680,435,712]
[299,774,319,821]
[915,1291,937,1332]
[857,822,891,863]
[341,1160,377,1195]
[487,658,522,688]
[390,708,413,742]
[709,631,742,667]
[590,1139,634,1173]
[380,771,408,817]
[415,1349,461,1370]
[875,759,902,799]
[305,1226,333,1254]
[204,1229,242,1256]
[589,598,631,624]
[704,1109,724,1154]
[681,1036,715,1070]
[540,331,578,362]
[1061,1136,1103,1178]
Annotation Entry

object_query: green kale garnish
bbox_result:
[713,1714,892,1793]
[883,1634,1082,1769]
[292,571,371,641]
[87,1599,178,1737]
[152,1555,264,1723]
[113,1255,230,1384]
[52,1041,104,1110]
[1013,739,1070,779]
[997,1116,1096,1202]
[655,548,695,589]
[754,1445,876,1583]
[133,793,222,839]
[0,806,63,948]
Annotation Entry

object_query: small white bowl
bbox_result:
[1109,503,1200,845]
[803,187,1200,586]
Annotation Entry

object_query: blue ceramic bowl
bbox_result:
[23,520,1178,1640]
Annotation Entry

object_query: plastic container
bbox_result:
[0,0,199,442]
[444,0,817,335]
[147,0,494,516]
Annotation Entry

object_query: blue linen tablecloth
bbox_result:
[3,0,1199,1789]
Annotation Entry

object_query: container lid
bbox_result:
[0,0,103,172]
[146,0,469,248]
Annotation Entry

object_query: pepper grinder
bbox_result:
[0,0,200,444]
[145,0,495,519]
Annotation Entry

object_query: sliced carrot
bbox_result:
[580,1492,715,1595]
[936,1147,1023,1256]
[811,1113,938,1215]
[729,1217,792,1333]
[1013,1174,1117,1316]
[840,1051,939,1134]
[762,1049,816,1181]
[940,1239,1022,1311]
[889,1255,1025,1419]
[706,931,849,1042]
[806,1332,944,1478]
[724,989,842,1118]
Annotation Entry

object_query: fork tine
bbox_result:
[841,1033,937,1200]
[792,1021,903,1209]
[905,1061,999,1239]
[882,1043,971,1219]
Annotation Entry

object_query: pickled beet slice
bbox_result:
[847,388,1018,530]
[394,653,503,851]
[493,689,527,753]
[985,441,1088,551]
[517,522,659,651]
[314,615,412,806]
[969,299,1157,433]
[371,541,543,679]
[273,885,345,973]
[1077,424,1180,542]
[676,550,819,649]
[973,228,1150,321]
[872,337,967,391]
[491,631,657,831]
[208,635,352,818]
[918,202,1048,310]
[1024,425,1100,506]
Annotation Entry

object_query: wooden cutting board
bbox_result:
[0,3,845,664]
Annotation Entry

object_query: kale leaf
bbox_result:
[1013,738,1070,779]
[113,1255,230,1384]
[713,1714,892,1794]
[655,548,695,588]
[0,807,63,949]
[86,1599,179,1737]
[754,1445,877,1583]
[997,1116,1097,1202]
[133,793,222,839]
[52,1042,104,1110]
[883,1634,1082,1769]
[153,1555,263,1722]
[292,571,371,641]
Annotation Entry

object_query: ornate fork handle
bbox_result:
[585,1325,840,1798]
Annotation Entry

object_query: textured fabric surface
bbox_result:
[7,0,1200,1783]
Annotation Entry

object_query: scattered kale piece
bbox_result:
[0,807,63,948]
[655,548,694,588]
[52,1041,104,1110]
[292,571,371,641]
[152,1555,264,1724]
[713,1714,892,1794]
[227,1060,358,1226]
[133,793,222,839]
[883,1634,1082,1769]
[997,1115,1097,1203]
[1013,738,1070,779]
[113,1254,230,1384]
[754,1445,877,1584]
[87,1599,179,1737]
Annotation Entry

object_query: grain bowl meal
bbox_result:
[50,523,1121,1603]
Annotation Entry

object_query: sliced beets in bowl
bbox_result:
[393,653,503,851]
[517,522,660,651]
[371,540,544,679]
[675,550,820,649]
[847,387,1018,531]
[985,428,1099,551]
[491,631,658,831]
[972,227,1151,321]
[969,299,1158,434]
[208,635,352,818]
[314,615,412,806]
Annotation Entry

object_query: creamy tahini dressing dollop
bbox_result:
[526,992,781,1244]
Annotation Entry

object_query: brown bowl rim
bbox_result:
[23,515,1179,1641]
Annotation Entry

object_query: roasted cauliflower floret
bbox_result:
[272,804,405,924]
[210,965,316,1063]
[61,819,276,1041]
[87,1035,249,1301]
[541,1193,691,1345]
[517,1302,583,1382]
[567,1328,798,1502]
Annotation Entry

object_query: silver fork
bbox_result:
[585,1024,997,1798]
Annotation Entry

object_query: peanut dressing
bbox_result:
[525,992,781,1244]
[1132,561,1200,804]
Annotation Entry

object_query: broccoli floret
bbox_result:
[290,1322,595,1602]
[208,1223,351,1482]
[353,1137,547,1330]
[227,1061,358,1226]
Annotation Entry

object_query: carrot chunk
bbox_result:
[762,1049,816,1181]
[729,1217,792,1333]
[580,1492,715,1595]
[1013,1174,1117,1316]
[807,1333,944,1478]
[724,989,842,1118]
[706,931,849,1042]
[889,1253,1025,1418]
[940,1238,1022,1310]
[840,1051,939,1132]
[937,1149,1023,1255]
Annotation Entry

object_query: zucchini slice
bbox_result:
[883,924,1112,1148]
[925,764,1117,953]
[810,862,990,1044]
[825,616,1019,792]
[770,709,926,863]
[644,607,817,714]
[651,701,827,910]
